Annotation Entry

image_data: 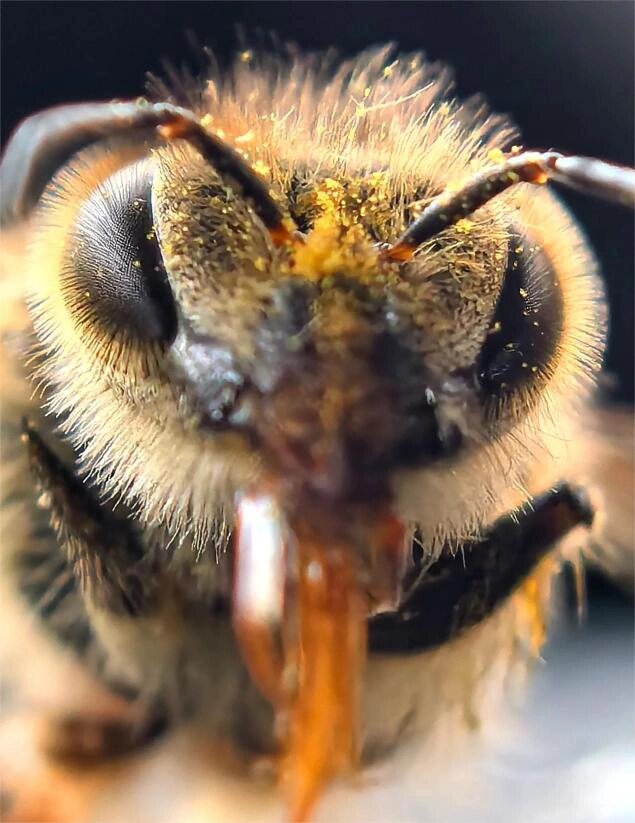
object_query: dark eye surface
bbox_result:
[61,160,178,346]
[476,229,564,398]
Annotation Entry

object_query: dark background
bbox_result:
[2,0,633,398]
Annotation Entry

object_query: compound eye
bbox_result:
[60,159,178,348]
[476,229,564,399]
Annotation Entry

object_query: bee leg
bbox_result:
[21,419,156,617]
[18,420,166,759]
[370,482,594,652]
[39,713,167,763]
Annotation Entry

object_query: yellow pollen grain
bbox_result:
[382,60,398,78]
[455,218,474,234]
[291,212,376,283]
[488,148,506,164]
[518,577,545,653]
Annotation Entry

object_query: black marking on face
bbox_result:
[477,230,564,397]
[370,328,462,466]
[61,160,178,346]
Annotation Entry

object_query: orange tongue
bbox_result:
[282,533,367,822]
[233,496,405,822]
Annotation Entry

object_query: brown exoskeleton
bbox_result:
[0,46,633,822]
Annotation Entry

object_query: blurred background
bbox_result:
[1,2,633,820]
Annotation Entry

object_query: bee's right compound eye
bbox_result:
[60,159,178,349]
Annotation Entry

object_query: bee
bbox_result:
[0,46,633,822]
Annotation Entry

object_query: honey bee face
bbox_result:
[25,80,604,556]
[2,46,633,823]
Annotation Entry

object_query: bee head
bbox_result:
[20,91,604,550]
[157,162,468,505]
[153,145,593,524]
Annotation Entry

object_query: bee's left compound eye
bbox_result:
[60,159,178,348]
[476,228,565,400]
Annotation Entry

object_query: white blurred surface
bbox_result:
[2,587,632,823]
